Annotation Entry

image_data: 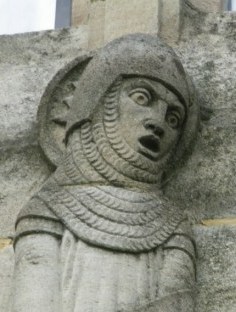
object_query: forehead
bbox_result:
[121,77,185,109]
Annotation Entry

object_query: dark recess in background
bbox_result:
[55,0,72,28]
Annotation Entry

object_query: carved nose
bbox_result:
[143,119,164,137]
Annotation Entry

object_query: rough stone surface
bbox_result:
[87,0,160,49]
[72,0,90,26]
[0,245,14,312]
[104,0,159,42]
[159,0,183,43]
[0,27,88,238]
[0,27,88,311]
[73,0,182,48]
[0,27,88,151]
[166,11,236,310]
[194,225,236,311]
[88,0,105,49]
[188,0,223,12]
[0,146,50,237]
[165,11,236,222]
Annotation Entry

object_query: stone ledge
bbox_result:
[0,239,13,250]
[187,0,224,13]
[201,218,236,226]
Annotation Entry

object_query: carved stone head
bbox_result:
[67,35,199,177]
[38,34,199,185]
[99,77,187,162]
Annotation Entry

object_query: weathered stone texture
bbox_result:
[72,0,183,48]
[87,0,160,49]
[104,0,159,42]
[166,11,236,222]
[0,146,51,237]
[72,0,90,26]
[194,225,236,311]
[88,0,105,49]
[1,28,88,151]
[167,13,236,310]
[160,0,183,42]
[0,28,88,311]
[0,245,14,312]
[0,28,88,238]
[188,0,223,12]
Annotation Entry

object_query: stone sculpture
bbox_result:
[11,34,199,312]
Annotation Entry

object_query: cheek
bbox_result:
[119,95,151,117]
[119,106,144,129]
[164,128,180,146]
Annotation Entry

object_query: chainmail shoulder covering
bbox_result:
[32,180,186,253]
[15,196,63,245]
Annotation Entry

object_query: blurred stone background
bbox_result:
[0,1,236,311]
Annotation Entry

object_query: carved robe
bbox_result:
[15,183,196,312]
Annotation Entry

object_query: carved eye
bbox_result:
[129,88,151,106]
[166,111,181,129]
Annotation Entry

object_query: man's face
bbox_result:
[118,78,186,161]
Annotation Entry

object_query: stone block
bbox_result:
[0,244,14,311]
[0,146,50,237]
[159,0,183,43]
[104,0,159,43]
[165,13,236,220]
[189,0,223,12]
[0,28,88,237]
[73,0,184,47]
[72,0,91,25]
[88,0,106,49]
[194,225,236,312]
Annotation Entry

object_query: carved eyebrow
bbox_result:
[127,80,154,93]
[124,79,186,115]
[132,80,172,102]
[167,101,186,120]
[126,80,165,103]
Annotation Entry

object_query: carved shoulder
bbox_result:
[15,196,63,245]
[163,220,196,263]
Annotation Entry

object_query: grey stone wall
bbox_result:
[172,8,236,311]
[188,0,224,12]
[0,27,88,311]
[0,9,236,312]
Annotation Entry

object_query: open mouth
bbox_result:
[138,135,160,161]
